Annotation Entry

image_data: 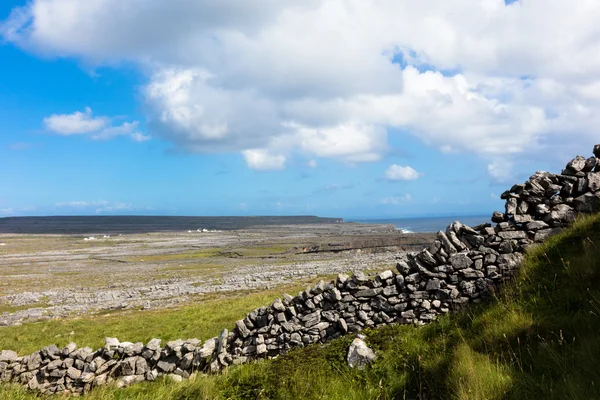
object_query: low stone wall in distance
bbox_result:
[2,144,600,395]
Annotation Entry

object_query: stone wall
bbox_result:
[2,145,600,395]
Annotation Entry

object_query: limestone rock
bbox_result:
[347,336,376,370]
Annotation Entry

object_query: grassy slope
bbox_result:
[2,214,600,399]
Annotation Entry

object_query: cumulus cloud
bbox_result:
[44,107,108,135]
[43,108,148,142]
[5,0,600,169]
[385,164,421,181]
[242,149,286,171]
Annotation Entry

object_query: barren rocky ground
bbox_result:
[0,223,435,327]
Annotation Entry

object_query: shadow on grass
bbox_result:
[170,214,600,400]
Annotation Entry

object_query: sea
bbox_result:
[351,215,491,233]
[0,215,490,235]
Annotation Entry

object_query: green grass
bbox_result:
[2,214,600,399]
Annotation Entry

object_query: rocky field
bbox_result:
[0,223,435,327]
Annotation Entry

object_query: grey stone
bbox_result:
[498,230,528,240]
[396,260,411,275]
[505,198,517,215]
[460,268,484,279]
[80,372,95,383]
[62,342,77,357]
[116,375,145,388]
[449,253,473,270]
[336,274,349,287]
[157,359,177,373]
[352,271,368,283]
[66,367,81,380]
[437,231,457,254]
[382,285,398,297]
[378,270,394,281]
[135,357,149,375]
[347,337,376,369]
[198,338,217,358]
[425,278,441,291]
[145,338,161,351]
[587,172,600,192]
[235,319,251,338]
[355,288,382,298]
[0,350,18,362]
[491,211,506,223]
[526,221,549,231]
[105,337,120,351]
[417,250,437,266]
[573,192,600,213]
[545,204,576,224]
[217,329,229,355]
[534,228,562,242]
[271,298,286,312]
[41,344,60,359]
[567,155,587,172]
[429,240,442,255]
[302,311,321,328]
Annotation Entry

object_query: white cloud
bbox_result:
[91,121,139,140]
[131,132,151,142]
[487,159,515,183]
[5,1,600,169]
[385,164,421,181]
[307,159,318,168]
[95,202,131,214]
[381,194,413,205]
[44,107,108,135]
[242,149,286,171]
[55,200,108,207]
[43,108,149,143]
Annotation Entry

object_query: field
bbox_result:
[0,222,433,326]
[3,215,598,399]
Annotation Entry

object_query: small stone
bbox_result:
[355,288,381,298]
[105,337,120,351]
[145,338,161,351]
[449,253,473,270]
[235,320,251,338]
[347,337,376,369]
[352,271,368,283]
[0,350,18,362]
[378,270,394,281]
[271,298,286,312]
[66,367,81,380]
[567,155,587,172]
[199,338,217,358]
[492,211,506,223]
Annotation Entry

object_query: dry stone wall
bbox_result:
[3,145,600,395]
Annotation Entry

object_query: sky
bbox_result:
[1,0,599,219]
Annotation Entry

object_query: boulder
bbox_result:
[347,335,376,369]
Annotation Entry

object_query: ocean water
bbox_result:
[351,215,491,233]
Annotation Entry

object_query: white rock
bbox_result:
[347,336,376,369]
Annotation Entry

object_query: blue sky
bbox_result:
[1,1,599,219]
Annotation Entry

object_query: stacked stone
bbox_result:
[495,144,600,238]
[0,337,219,394]
[4,144,600,395]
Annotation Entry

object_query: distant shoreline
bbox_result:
[0,215,344,235]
